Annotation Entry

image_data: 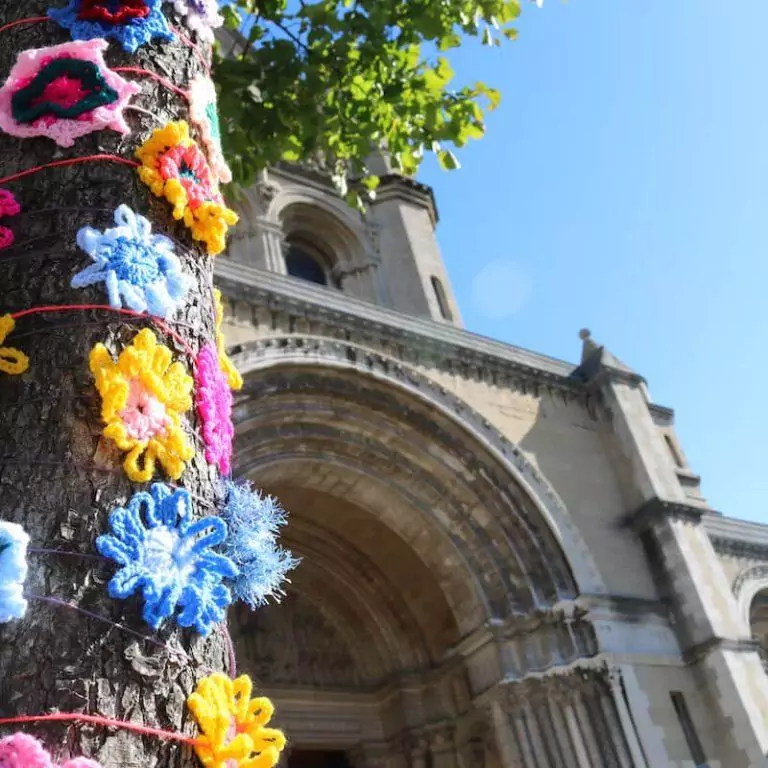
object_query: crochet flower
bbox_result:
[196,344,234,474]
[213,290,243,390]
[220,481,298,609]
[96,483,239,634]
[188,674,286,768]
[72,205,190,319]
[173,0,223,43]
[0,315,29,376]
[189,75,232,184]
[0,521,29,623]
[49,0,174,54]
[0,733,102,768]
[0,188,20,251]
[89,328,195,482]
[0,40,140,147]
[136,122,238,256]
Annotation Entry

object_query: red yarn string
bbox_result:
[169,24,211,72]
[0,155,140,187]
[113,66,190,100]
[10,304,197,361]
[0,713,196,745]
[0,16,49,35]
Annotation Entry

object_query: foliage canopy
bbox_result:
[215,0,536,208]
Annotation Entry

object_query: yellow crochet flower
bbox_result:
[136,121,238,256]
[214,289,243,391]
[89,328,195,482]
[0,314,28,375]
[188,673,286,768]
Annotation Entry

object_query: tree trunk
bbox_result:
[0,3,228,766]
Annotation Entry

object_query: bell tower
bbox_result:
[224,162,462,326]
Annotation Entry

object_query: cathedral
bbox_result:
[215,159,768,767]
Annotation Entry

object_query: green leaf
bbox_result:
[438,149,461,170]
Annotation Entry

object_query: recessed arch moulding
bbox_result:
[225,334,640,762]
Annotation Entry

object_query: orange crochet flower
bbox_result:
[136,121,238,256]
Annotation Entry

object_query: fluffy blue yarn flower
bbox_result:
[48,0,174,54]
[0,521,29,624]
[72,205,190,319]
[96,483,239,635]
[219,480,299,609]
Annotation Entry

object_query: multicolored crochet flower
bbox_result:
[0,40,140,147]
[172,0,223,43]
[0,521,29,623]
[196,344,234,474]
[89,328,195,483]
[136,122,238,256]
[72,204,190,319]
[0,733,102,768]
[213,289,243,390]
[187,673,286,768]
[0,315,29,376]
[219,481,298,610]
[97,483,238,634]
[48,0,174,54]
[189,75,232,184]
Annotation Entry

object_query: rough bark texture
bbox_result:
[0,3,229,766]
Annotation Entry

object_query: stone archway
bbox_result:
[228,338,641,767]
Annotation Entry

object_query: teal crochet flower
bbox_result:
[48,0,174,54]
[96,483,239,635]
[0,521,29,624]
[71,205,190,319]
[220,480,298,609]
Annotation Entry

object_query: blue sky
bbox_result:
[417,1,768,523]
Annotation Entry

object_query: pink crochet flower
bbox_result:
[0,39,140,147]
[0,733,102,768]
[0,227,14,249]
[0,189,21,218]
[196,342,234,474]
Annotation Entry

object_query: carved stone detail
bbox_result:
[233,594,362,687]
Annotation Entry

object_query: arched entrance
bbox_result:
[228,338,640,766]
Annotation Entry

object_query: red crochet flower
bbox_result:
[157,142,222,211]
[78,0,150,24]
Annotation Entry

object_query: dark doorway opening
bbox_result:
[288,750,352,768]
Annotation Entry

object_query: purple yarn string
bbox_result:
[28,547,106,562]
[27,595,231,677]
[28,593,187,659]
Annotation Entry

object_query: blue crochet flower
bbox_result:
[72,205,190,319]
[0,521,29,624]
[48,0,174,54]
[96,483,239,635]
[219,480,299,609]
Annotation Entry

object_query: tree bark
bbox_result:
[0,3,228,766]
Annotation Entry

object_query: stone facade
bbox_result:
[217,163,768,767]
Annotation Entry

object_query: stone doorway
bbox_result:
[288,750,352,767]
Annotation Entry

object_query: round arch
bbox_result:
[734,565,768,636]
[230,334,606,612]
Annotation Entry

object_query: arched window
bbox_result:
[431,276,453,321]
[285,242,328,286]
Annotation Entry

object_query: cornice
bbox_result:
[625,497,710,534]
[704,513,768,558]
[214,260,587,395]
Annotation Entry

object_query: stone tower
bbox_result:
[216,162,768,768]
